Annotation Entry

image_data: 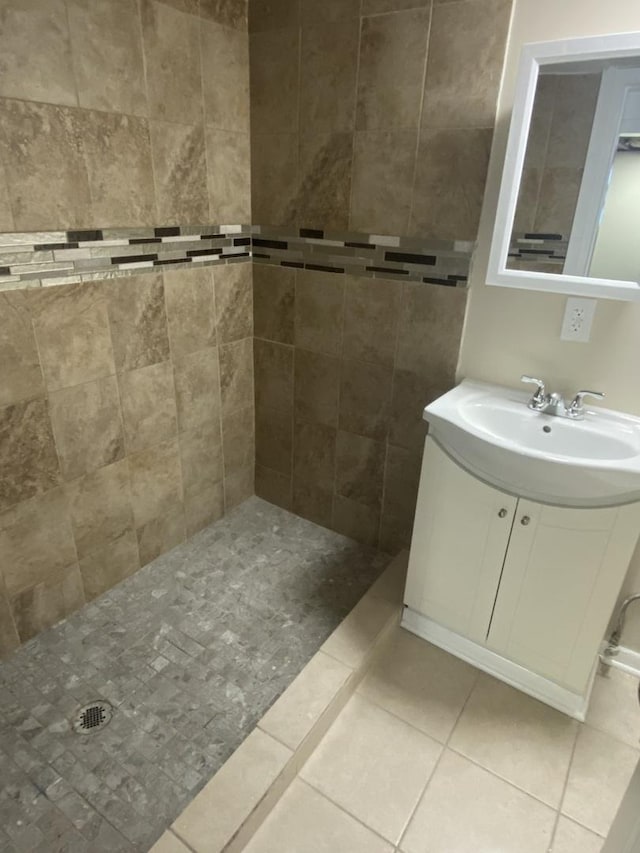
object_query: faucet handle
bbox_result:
[521,375,546,405]
[569,389,605,415]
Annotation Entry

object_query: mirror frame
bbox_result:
[487,31,640,302]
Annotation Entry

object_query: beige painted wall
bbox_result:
[459,0,640,652]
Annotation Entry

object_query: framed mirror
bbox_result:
[487,32,640,301]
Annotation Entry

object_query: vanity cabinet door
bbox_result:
[487,500,640,693]
[405,438,518,644]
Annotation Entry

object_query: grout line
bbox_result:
[406,0,434,233]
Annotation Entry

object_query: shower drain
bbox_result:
[72,701,113,735]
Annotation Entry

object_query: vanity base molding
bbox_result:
[401,607,594,721]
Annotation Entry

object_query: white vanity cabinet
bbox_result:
[403,437,640,718]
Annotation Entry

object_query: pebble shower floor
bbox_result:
[0,497,389,852]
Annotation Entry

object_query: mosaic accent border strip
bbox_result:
[0,225,252,291]
[252,226,473,287]
[508,231,568,266]
[0,224,475,292]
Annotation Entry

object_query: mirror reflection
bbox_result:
[508,57,640,282]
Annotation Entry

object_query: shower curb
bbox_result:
[150,551,408,853]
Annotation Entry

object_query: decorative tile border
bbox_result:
[0,225,252,291]
[251,226,473,287]
[0,224,475,292]
[508,231,568,266]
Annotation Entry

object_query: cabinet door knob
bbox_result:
[521,515,531,526]
[498,508,508,518]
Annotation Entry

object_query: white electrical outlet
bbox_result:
[560,297,597,342]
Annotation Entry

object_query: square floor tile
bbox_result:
[401,750,556,853]
[449,675,578,806]
[245,779,393,853]
[300,693,442,844]
[562,725,639,836]
[358,627,476,743]
[551,816,604,853]
[587,668,640,749]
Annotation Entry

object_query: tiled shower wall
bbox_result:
[0,0,253,655]
[249,0,513,550]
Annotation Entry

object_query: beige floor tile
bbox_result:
[587,668,640,749]
[358,627,476,743]
[401,750,556,853]
[259,650,353,751]
[245,779,393,853]
[172,728,292,852]
[449,675,578,806]
[563,725,639,837]
[321,593,398,669]
[550,817,604,853]
[300,693,441,844]
[148,831,192,853]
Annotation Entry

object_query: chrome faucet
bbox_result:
[521,375,604,420]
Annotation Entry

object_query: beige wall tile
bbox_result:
[256,405,292,475]
[0,579,20,657]
[534,167,583,235]
[251,132,298,226]
[0,398,61,513]
[300,694,441,844]
[11,564,85,642]
[249,0,298,32]
[0,160,15,231]
[294,270,344,357]
[164,268,216,360]
[49,376,125,481]
[80,111,157,227]
[343,276,402,367]
[382,444,421,523]
[250,28,299,134]
[222,406,255,476]
[253,265,295,344]
[206,129,251,222]
[389,369,444,452]
[0,291,44,407]
[66,459,134,560]
[293,421,336,492]
[362,0,429,10]
[224,465,254,509]
[119,361,178,454]
[332,495,380,547]
[67,0,147,115]
[562,726,639,837]
[350,130,417,234]
[293,481,333,527]
[127,438,183,529]
[0,100,91,230]
[339,359,393,441]
[0,489,76,596]
[402,750,555,853]
[179,424,223,497]
[294,349,340,427]
[136,501,186,564]
[219,338,254,415]
[150,121,209,224]
[449,675,578,807]
[202,20,250,133]
[245,779,394,853]
[422,0,511,129]
[141,0,202,124]
[356,10,430,131]
[215,264,253,343]
[184,481,225,537]
[300,0,360,23]
[200,0,248,30]
[174,347,221,432]
[335,430,385,508]
[79,529,140,601]
[106,274,170,372]
[411,127,492,240]
[255,464,292,510]
[359,627,477,742]
[551,817,604,853]
[297,132,353,231]
[0,0,77,106]
[299,21,359,133]
[379,507,414,555]
[29,282,115,392]
[254,339,293,413]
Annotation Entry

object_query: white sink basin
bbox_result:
[424,380,640,507]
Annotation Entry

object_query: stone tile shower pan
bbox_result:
[0,497,389,852]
